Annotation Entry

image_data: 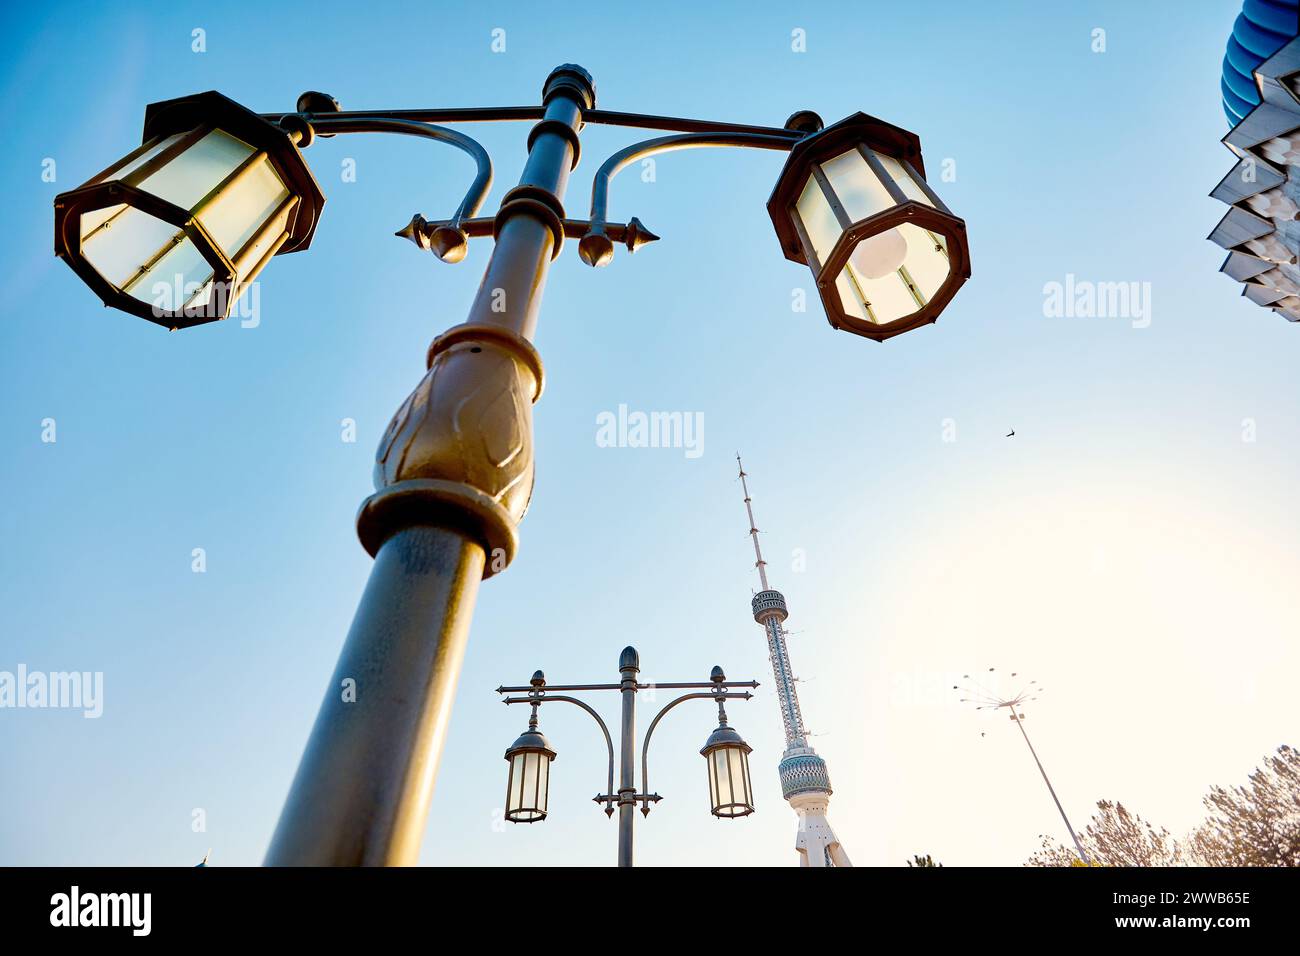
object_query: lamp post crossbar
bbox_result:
[497,648,758,866]
[497,679,759,694]
[266,105,806,140]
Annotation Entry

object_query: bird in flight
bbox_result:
[1006,429,1015,437]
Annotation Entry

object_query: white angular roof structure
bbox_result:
[1211,35,1300,323]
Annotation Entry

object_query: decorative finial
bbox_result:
[783,110,824,134]
[624,217,659,253]
[578,229,615,267]
[395,214,469,263]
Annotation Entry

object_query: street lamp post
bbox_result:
[496,647,759,867]
[52,63,971,865]
[954,670,1091,865]
[262,66,594,867]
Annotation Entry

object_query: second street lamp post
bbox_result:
[954,670,1092,865]
[496,647,759,867]
[52,62,971,865]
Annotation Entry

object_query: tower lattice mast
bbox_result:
[737,455,851,867]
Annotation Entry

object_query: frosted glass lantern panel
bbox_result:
[93,132,187,187]
[707,746,752,815]
[848,227,907,279]
[138,129,255,210]
[795,173,842,265]
[128,236,214,310]
[534,754,549,815]
[199,155,290,256]
[899,224,951,301]
[834,224,953,325]
[873,151,934,207]
[709,750,731,807]
[234,199,296,276]
[507,753,525,815]
[80,206,180,289]
[839,263,918,325]
[821,148,896,222]
[727,748,748,803]
[834,269,871,323]
[506,751,549,821]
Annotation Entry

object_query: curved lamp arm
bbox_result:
[302,114,493,258]
[579,132,796,267]
[640,690,752,813]
[527,694,617,816]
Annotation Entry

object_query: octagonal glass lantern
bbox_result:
[503,727,556,824]
[700,723,755,818]
[768,112,971,341]
[53,91,325,330]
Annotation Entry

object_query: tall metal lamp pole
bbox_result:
[955,670,1091,865]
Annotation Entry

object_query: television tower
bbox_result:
[737,455,851,867]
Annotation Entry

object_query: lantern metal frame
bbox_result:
[767,112,971,341]
[495,648,758,866]
[53,91,325,329]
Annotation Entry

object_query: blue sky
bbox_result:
[2,0,1298,866]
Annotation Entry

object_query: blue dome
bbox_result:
[1222,0,1300,126]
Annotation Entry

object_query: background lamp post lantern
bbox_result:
[700,696,755,819]
[53,91,325,329]
[496,650,758,866]
[502,675,557,824]
[768,112,971,341]
[51,64,970,865]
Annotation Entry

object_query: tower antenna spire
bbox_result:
[737,453,770,590]
[735,455,851,867]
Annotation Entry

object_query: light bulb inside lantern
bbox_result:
[848,228,907,279]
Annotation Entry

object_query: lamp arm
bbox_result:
[640,690,753,804]
[590,132,794,224]
[302,114,493,227]
[518,694,616,812]
[579,132,795,266]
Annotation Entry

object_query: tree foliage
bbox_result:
[907,853,942,867]
[1028,801,1180,867]
[1027,745,1299,867]
[1190,744,1300,866]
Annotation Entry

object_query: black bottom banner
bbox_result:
[0,865,1285,941]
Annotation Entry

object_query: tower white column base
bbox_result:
[790,792,852,867]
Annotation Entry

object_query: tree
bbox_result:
[907,853,942,867]
[1027,801,1181,867]
[1188,745,1300,866]
[1027,745,1298,867]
